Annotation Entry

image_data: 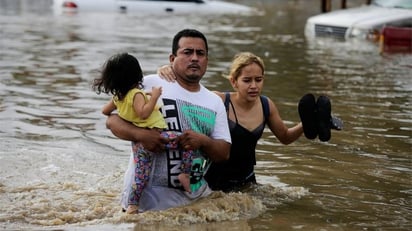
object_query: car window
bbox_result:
[373,0,412,9]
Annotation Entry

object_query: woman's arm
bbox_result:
[157,64,176,82]
[266,98,303,145]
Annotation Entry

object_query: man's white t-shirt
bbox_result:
[121,74,231,211]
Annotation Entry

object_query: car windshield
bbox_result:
[373,0,412,9]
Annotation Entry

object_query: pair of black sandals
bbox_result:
[298,93,343,142]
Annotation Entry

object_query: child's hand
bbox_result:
[150,86,162,99]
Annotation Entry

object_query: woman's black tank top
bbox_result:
[205,93,269,191]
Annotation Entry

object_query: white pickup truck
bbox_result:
[304,0,412,41]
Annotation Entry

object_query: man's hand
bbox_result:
[177,130,230,162]
[106,114,168,153]
[176,130,205,151]
[139,129,169,153]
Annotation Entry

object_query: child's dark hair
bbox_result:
[93,53,143,100]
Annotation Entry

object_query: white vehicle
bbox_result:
[304,0,412,41]
[52,0,255,15]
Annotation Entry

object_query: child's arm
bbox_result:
[102,100,116,116]
[133,86,162,120]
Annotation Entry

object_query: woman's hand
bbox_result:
[157,64,176,82]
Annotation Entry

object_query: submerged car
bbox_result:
[304,0,412,41]
[52,0,255,15]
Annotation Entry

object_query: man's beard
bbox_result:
[185,74,201,83]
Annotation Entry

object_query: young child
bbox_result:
[92,53,192,214]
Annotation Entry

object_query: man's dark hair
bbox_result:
[172,29,208,56]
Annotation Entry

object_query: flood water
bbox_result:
[0,0,411,230]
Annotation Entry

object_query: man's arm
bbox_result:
[106,114,168,153]
[201,138,230,162]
